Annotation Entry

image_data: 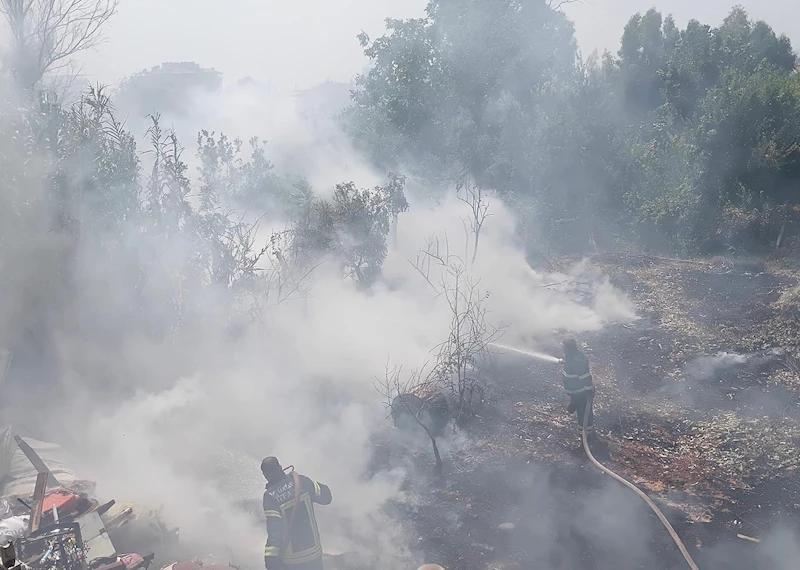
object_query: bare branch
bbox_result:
[408,233,508,423]
[409,231,472,294]
[429,262,507,423]
[410,234,449,290]
[547,0,583,11]
[255,228,320,309]
[455,175,492,265]
[1,0,119,87]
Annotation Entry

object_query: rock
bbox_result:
[497,522,516,533]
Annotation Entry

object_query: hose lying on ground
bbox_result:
[582,393,700,570]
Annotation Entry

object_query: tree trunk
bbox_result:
[421,423,443,479]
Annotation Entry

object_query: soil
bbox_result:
[378,253,800,570]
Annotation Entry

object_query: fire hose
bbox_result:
[582,393,700,570]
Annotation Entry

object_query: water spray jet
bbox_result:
[488,343,562,364]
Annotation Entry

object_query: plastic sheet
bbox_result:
[0,514,29,545]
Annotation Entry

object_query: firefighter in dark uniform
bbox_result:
[262,457,332,570]
[560,338,595,439]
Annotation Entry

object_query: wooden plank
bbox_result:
[14,435,61,488]
[28,472,48,534]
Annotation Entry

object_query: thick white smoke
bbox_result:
[1,73,636,570]
[67,192,634,568]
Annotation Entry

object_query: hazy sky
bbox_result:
[76,0,799,91]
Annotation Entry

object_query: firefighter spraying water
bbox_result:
[559,338,596,441]
[489,339,699,570]
[489,340,595,442]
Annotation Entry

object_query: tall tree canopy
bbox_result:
[345,3,799,254]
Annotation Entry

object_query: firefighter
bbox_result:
[262,457,332,570]
[560,338,596,440]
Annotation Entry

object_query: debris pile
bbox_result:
[0,428,230,570]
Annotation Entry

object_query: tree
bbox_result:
[1,0,119,88]
[547,0,582,9]
[698,68,800,247]
[291,174,408,287]
[142,113,193,237]
[255,229,320,310]
[345,0,630,253]
[456,175,491,265]
[376,362,446,479]
[716,6,795,75]
[660,19,720,121]
[345,2,800,255]
[377,250,503,471]
[607,7,799,252]
[194,129,298,218]
[617,9,670,116]
[412,235,505,423]
[345,0,580,192]
[58,85,140,235]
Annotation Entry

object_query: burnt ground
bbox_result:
[376,254,800,570]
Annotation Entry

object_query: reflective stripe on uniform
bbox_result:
[283,545,323,564]
[264,546,281,557]
[264,510,282,518]
[563,372,592,379]
[565,385,594,394]
[313,481,321,496]
[280,493,322,564]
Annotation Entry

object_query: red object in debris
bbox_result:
[117,553,155,570]
[173,560,204,570]
[42,490,80,515]
[119,554,144,570]
[94,562,125,570]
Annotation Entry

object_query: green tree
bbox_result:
[617,9,671,117]
[345,0,579,191]
[611,6,798,252]
[700,68,800,210]
[195,130,297,216]
[291,174,408,287]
